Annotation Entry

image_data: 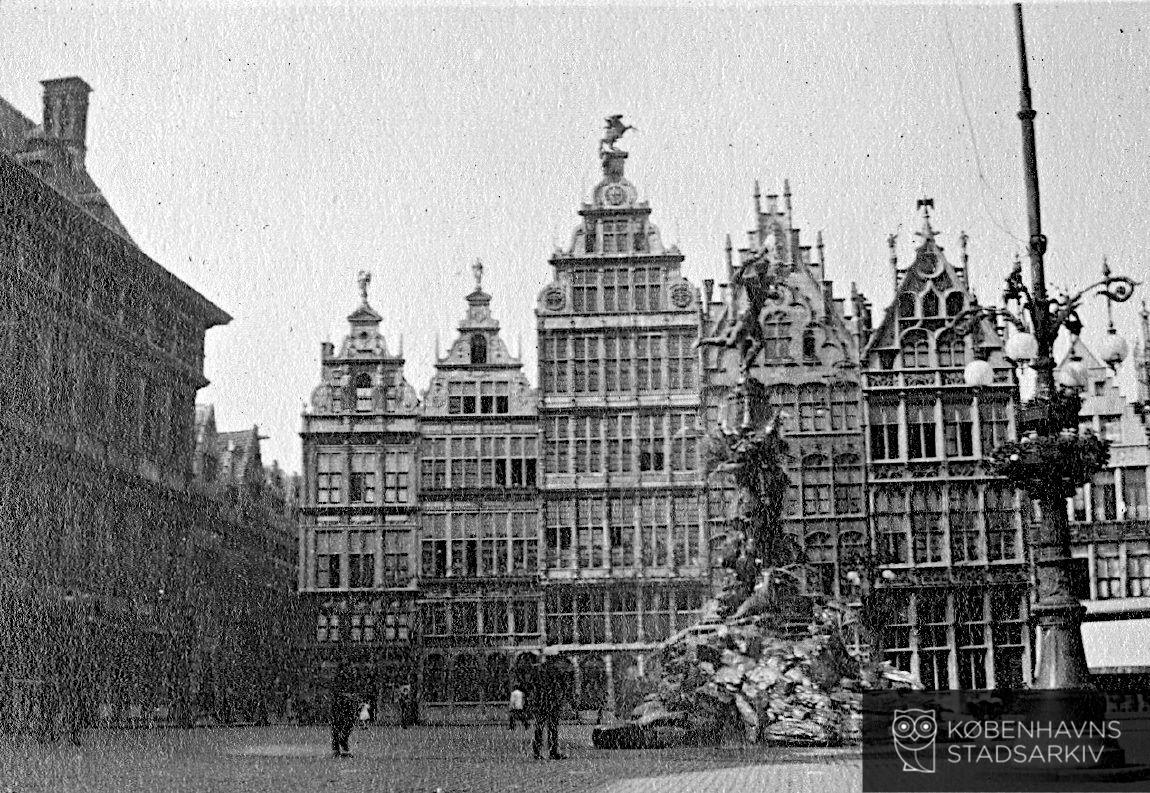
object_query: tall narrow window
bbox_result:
[384,451,409,504]
[955,590,988,690]
[348,531,375,589]
[898,293,916,318]
[315,532,342,588]
[869,403,900,460]
[874,488,908,564]
[571,270,598,312]
[979,400,1010,452]
[921,291,939,317]
[1096,543,1121,598]
[906,402,937,459]
[601,220,630,254]
[354,372,373,412]
[943,400,974,457]
[985,485,1018,561]
[350,452,376,504]
[900,330,930,369]
[470,334,487,364]
[829,385,859,431]
[1127,541,1150,597]
[806,531,835,594]
[1123,468,1148,520]
[762,312,791,359]
[798,385,828,432]
[833,454,863,514]
[1092,470,1118,522]
[801,455,832,515]
[910,486,944,564]
[316,452,342,504]
[802,328,818,361]
[917,593,951,691]
[949,484,982,563]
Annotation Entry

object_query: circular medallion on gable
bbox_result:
[544,286,566,311]
[671,283,694,309]
[604,184,626,206]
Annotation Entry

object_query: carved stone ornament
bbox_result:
[544,286,565,311]
[671,282,693,309]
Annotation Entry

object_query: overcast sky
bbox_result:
[2,1,1148,471]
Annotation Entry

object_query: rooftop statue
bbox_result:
[600,114,635,155]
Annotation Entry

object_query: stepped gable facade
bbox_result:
[534,142,709,710]
[298,274,422,700]
[700,181,867,602]
[417,263,544,715]
[860,203,1030,691]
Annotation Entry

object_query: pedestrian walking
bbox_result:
[532,649,572,760]
[507,687,530,731]
[358,701,371,731]
[329,677,356,758]
[396,684,414,729]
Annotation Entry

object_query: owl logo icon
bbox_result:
[892,708,938,773]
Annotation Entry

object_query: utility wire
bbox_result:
[942,6,1026,248]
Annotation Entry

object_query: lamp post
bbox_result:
[953,4,1139,689]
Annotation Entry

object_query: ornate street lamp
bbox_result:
[951,5,1139,690]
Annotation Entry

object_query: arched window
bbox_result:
[898,293,916,318]
[470,333,488,364]
[833,453,863,514]
[762,312,792,359]
[453,653,480,703]
[354,373,373,412]
[937,331,966,368]
[900,330,930,369]
[578,655,608,710]
[946,292,965,316]
[805,531,835,594]
[838,531,866,590]
[801,454,831,515]
[484,653,508,703]
[921,290,939,317]
[802,328,818,361]
[424,654,446,702]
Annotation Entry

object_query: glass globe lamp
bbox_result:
[1099,330,1129,369]
[1004,331,1039,362]
[1057,358,1089,390]
[963,359,995,387]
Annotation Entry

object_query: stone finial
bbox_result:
[473,258,484,290]
[357,269,371,304]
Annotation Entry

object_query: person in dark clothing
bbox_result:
[532,652,572,760]
[329,679,356,758]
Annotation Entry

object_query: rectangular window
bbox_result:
[1096,543,1121,598]
[451,602,478,635]
[906,402,937,459]
[316,452,342,504]
[869,403,899,460]
[910,486,944,564]
[882,591,912,672]
[610,590,639,643]
[667,332,696,390]
[985,485,1018,561]
[382,530,409,581]
[602,269,617,313]
[943,401,974,457]
[833,461,863,515]
[1126,541,1150,597]
[571,269,598,313]
[640,495,669,567]
[350,452,376,504]
[917,593,950,691]
[315,531,341,588]
[642,589,671,641]
[1092,470,1117,522]
[669,411,697,472]
[638,414,665,472]
[511,599,538,635]
[609,497,636,568]
[949,485,982,563]
[979,400,1010,453]
[874,488,908,564]
[955,590,987,690]
[483,600,509,635]
[348,530,375,588]
[601,220,630,254]
[384,451,410,503]
[422,603,448,636]
[635,334,663,391]
[830,385,859,431]
[1123,469,1149,520]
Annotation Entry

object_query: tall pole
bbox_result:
[1015,2,1092,690]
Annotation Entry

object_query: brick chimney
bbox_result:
[41,76,91,164]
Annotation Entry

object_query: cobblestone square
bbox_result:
[0,725,860,793]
